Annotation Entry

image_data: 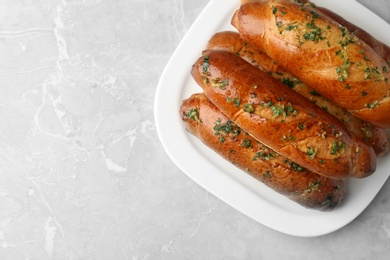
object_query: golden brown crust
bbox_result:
[206,31,389,156]
[180,93,345,210]
[232,0,390,128]
[313,4,390,66]
[192,50,376,179]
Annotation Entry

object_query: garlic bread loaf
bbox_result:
[180,93,346,210]
[232,0,390,128]
[191,50,376,179]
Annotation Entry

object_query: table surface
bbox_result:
[0,0,389,259]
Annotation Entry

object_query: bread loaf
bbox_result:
[232,0,390,128]
[180,93,346,210]
[192,50,376,179]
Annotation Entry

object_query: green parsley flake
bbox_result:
[270,103,297,118]
[307,147,318,159]
[243,104,255,114]
[361,126,373,138]
[203,55,210,74]
[213,119,240,136]
[240,138,252,148]
[211,78,229,89]
[303,21,325,42]
[226,97,241,107]
[185,108,200,122]
[306,180,321,193]
[290,161,304,172]
[330,140,345,155]
[310,90,322,96]
[281,77,297,88]
[253,152,275,161]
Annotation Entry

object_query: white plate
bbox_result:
[154,0,390,237]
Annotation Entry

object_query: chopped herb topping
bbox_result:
[305,180,321,193]
[243,104,255,114]
[214,119,240,136]
[240,138,252,148]
[281,77,298,88]
[250,92,258,99]
[185,108,200,122]
[330,140,345,155]
[285,22,299,31]
[310,90,322,96]
[307,147,318,159]
[286,104,296,114]
[211,78,229,89]
[253,151,275,161]
[361,126,373,138]
[338,26,357,47]
[339,36,356,47]
[269,103,298,118]
[263,171,272,178]
[364,66,385,81]
[335,50,352,82]
[303,21,325,42]
[321,194,334,207]
[310,11,319,19]
[203,55,210,74]
[201,76,209,85]
[340,27,347,37]
[290,162,304,172]
[226,97,241,107]
[271,105,285,118]
[272,6,277,15]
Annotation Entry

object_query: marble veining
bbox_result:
[0,0,389,259]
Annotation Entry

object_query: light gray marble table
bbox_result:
[0,0,389,259]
